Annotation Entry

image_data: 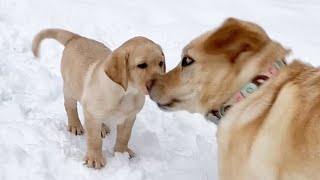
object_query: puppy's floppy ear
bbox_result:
[105,49,129,91]
[204,17,270,62]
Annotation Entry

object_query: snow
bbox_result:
[0,0,319,179]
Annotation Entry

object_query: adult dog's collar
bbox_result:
[205,59,286,125]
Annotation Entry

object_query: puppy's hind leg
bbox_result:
[64,97,84,135]
[101,123,110,138]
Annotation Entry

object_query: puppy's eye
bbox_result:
[181,57,194,67]
[137,63,148,69]
[159,61,164,67]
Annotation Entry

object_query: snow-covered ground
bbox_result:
[0,0,319,179]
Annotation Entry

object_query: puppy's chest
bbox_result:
[116,93,145,114]
[107,93,145,122]
[88,92,145,122]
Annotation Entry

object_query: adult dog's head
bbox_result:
[148,18,289,114]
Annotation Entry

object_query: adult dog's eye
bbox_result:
[159,61,164,67]
[181,57,194,67]
[137,63,148,69]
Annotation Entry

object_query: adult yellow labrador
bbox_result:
[148,18,320,179]
[33,29,165,168]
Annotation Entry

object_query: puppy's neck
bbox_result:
[126,82,145,95]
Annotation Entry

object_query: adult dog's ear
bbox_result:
[105,49,129,91]
[204,18,270,62]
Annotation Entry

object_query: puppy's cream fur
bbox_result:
[33,29,165,168]
[149,18,320,179]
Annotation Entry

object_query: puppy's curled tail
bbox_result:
[32,28,80,57]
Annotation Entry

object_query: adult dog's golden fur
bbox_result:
[148,18,320,179]
[33,29,165,169]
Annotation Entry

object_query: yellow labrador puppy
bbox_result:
[148,18,320,179]
[32,29,165,169]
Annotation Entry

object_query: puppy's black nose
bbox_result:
[146,79,156,92]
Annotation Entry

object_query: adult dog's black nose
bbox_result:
[146,79,156,92]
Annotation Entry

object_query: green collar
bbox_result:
[205,59,286,125]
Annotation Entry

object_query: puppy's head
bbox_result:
[105,37,165,94]
[148,18,288,113]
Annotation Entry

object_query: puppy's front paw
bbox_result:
[114,146,135,158]
[101,123,110,138]
[68,124,84,135]
[84,152,106,169]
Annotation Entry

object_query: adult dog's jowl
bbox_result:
[148,18,320,179]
